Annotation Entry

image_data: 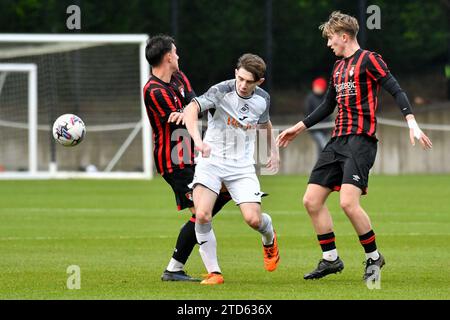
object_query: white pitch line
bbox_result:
[0,235,170,241]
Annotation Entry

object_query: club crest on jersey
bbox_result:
[179,86,185,98]
[349,65,355,77]
[185,191,193,201]
[239,104,250,114]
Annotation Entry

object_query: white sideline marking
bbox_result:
[0,235,169,241]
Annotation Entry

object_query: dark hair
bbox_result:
[145,34,175,67]
[236,53,266,81]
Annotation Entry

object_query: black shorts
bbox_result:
[162,166,195,211]
[308,134,377,195]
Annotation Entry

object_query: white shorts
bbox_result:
[189,159,262,205]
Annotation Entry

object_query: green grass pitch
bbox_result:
[0,175,449,299]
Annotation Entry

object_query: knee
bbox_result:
[245,214,261,230]
[195,209,212,224]
[340,199,358,215]
[303,195,322,214]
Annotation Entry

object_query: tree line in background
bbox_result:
[0,0,448,95]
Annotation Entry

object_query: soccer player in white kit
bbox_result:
[180,53,280,285]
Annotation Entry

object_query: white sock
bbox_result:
[258,213,274,246]
[195,222,221,274]
[365,250,380,261]
[323,249,338,262]
[166,258,184,272]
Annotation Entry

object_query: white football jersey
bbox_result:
[193,79,270,167]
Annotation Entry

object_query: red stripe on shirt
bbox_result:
[148,107,164,173]
[165,123,173,173]
[332,60,346,138]
[354,51,368,134]
[143,81,151,98]
[369,54,387,78]
[336,61,346,136]
[340,57,355,136]
[150,89,167,117]
[366,76,376,136]
[160,89,178,112]
[366,69,377,82]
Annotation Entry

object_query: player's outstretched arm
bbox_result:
[184,100,211,157]
[405,114,433,149]
[277,78,335,148]
[276,121,307,148]
[379,74,432,150]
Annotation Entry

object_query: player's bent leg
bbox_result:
[193,184,217,223]
[239,202,262,230]
[340,184,385,280]
[192,184,223,285]
[303,184,344,280]
[303,184,333,234]
[339,184,372,234]
[162,206,201,282]
[239,202,279,272]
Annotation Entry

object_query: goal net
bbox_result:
[0,34,152,179]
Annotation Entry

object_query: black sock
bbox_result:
[171,215,197,264]
[317,232,336,252]
[212,192,232,217]
[359,230,377,253]
[171,192,231,264]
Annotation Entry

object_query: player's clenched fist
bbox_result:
[195,142,211,158]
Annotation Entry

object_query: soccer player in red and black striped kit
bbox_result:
[277,11,432,281]
[143,34,231,281]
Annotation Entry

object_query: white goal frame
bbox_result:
[0,63,38,177]
[0,34,152,180]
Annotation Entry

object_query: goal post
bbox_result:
[0,34,152,179]
[0,63,38,176]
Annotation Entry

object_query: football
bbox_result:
[52,114,86,147]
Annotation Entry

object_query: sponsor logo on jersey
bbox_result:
[335,81,357,98]
[227,116,256,130]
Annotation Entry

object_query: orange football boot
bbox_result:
[263,230,280,272]
[200,273,224,285]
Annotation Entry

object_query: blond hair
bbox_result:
[319,11,359,39]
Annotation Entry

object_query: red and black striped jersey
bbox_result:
[143,70,196,175]
[304,49,396,139]
[331,49,389,138]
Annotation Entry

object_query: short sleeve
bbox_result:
[367,52,390,81]
[257,94,270,124]
[193,81,230,112]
